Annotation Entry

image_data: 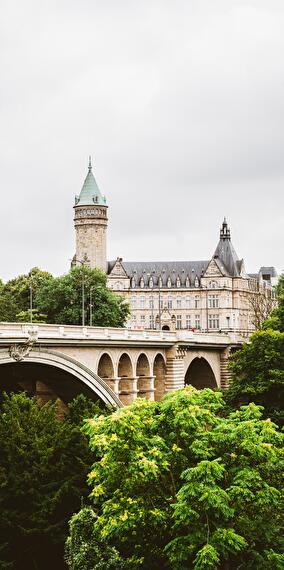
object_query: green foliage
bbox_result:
[224,274,284,425]
[16,308,47,323]
[0,267,52,322]
[0,392,107,570]
[66,387,284,570]
[263,273,284,332]
[35,266,130,327]
[0,266,130,327]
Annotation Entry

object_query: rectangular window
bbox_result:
[186,314,191,329]
[140,315,145,324]
[194,296,200,309]
[208,294,219,308]
[149,315,155,329]
[176,315,182,329]
[159,299,163,309]
[186,297,190,309]
[140,297,145,309]
[149,297,154,309]
[132,315,136,323]
[176,299,182,309]
[195,314,200,329]
[208,314,219,329]
[168,298,173,309]
[131,296,137,309]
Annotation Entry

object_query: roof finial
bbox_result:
[88,156,92,171]
[220,217,230,239]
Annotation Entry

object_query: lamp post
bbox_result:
[89,286,102,326]
[75,258,88,326]
[29,279,33,324]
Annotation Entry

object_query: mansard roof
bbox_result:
[108,260,209,287]
[75,157,106,207]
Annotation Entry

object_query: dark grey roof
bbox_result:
[259,266,278,277]
[108,260,209,287]
[213,220,240,277]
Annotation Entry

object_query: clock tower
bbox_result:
[73,157,108,271]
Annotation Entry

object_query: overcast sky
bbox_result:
[1,0,283,282]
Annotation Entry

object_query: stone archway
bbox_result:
[97,353,117,395]
[136,353,153,400]
[153,353,167,401]
[185,357,217,389]
[0,348,122,408]
[118,353,135,405]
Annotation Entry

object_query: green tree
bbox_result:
[263,273,284,332]
[0,267,52,322]
[66,388,284,570]
[35,266,130,327]
[0,392,107,570]
[224,274,284,425]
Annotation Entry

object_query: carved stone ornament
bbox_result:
[9,330,38,362]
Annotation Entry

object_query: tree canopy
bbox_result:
[225,274,284,425]
[0,392,107,570]
[0,266,130,327]
[66,387,284,570]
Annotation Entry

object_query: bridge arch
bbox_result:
[118,353,135,405]
[97,352,117,395]
[153,352,167,401]
[0,348,122,408]
[136,353,152,400]
[185,357,217,390]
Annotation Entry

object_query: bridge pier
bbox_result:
[119,376,139,405]
[164,347,187,393]
[220,348,232,390]
[137,375,155,400]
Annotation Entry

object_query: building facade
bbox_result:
[73,160,277,333]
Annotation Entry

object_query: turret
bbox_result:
[73,157,108,271]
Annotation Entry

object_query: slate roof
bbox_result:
[75,157,106,206]
[213,219,241,277]
[259,266,278,278]
[108,260,209,287]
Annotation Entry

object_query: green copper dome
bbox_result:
[75,157,106,206]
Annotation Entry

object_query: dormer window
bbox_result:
[149,277,154,288]
[185,277,190,288]
[140,277,145,288]
[167,277,172,288]
[176,277,181,288]
[158,276,163,288]
[131,277,136,288]
[194,276,199,288]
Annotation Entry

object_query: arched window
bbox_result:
[167,277,171,288]
[114,281,122,290]
[149,277,154,288]
[158,276,163,288]
[208,280,218,289]
[194,276,199,288]
[185,277,190,287]
[176,276,181,288]
[140,277,145,288]
[131,277,136,288]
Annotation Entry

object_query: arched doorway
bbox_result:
[97,353,117,394]
[118,353,134,405]
[136,353,152,400]
[162,325,170,331]
[185,357,217,389]
[153,353,166,401]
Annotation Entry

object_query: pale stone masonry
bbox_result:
[73,160,277,334]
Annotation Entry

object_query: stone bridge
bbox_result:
[0,323,246,408]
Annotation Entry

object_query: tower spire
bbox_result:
[220,217,230,240]
[88,155,92,171]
